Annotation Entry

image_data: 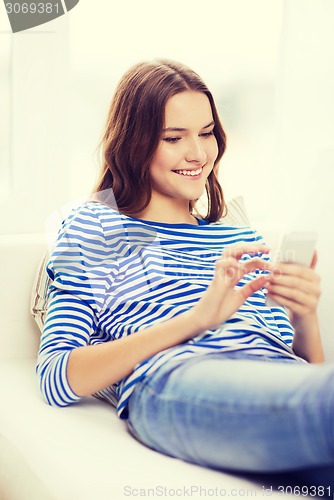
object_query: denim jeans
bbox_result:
[126,352,334,489]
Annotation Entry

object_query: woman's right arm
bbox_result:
[37,287,203,404]
[67,301,200,397]
[38,242,270,405]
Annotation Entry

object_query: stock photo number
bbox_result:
[5,2,60,14]
[3,0,80,33]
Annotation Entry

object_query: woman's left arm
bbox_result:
[266,251,324,363]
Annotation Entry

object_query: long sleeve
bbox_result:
[36,204,119,406]
[36,289,96,406]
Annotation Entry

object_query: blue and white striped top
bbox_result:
[37,201,303,418]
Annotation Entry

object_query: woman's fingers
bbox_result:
[266,287,318,316]
[237,274,270,302]
[266,283,319,307]
[214,257,243,285]
[214,257,271,286]
[267,273,321,296]
[310,250,318,269]
[197,247,273,331]
[266,260,321,316]
[242,257,272,274]
[222,242,270,260]
[213,242,271,287]
[270,261,320,283]
[266,291,312,316]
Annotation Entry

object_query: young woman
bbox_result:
[37,60,333,485]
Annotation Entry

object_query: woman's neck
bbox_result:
[135,197,198,225]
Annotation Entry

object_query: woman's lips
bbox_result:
[172,166,203,178]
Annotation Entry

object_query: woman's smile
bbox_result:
[172,166,204,178]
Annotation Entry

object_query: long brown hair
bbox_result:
[92,60,227,222]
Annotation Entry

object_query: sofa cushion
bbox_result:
[30,251,51,332]
[0,359,281,500]
[0,234,45,360]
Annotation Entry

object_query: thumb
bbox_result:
[238,274,269,302]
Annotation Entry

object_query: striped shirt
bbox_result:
[36,201,303,418]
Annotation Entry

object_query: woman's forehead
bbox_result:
[164,91,213,129]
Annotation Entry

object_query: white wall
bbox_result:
[0,33,10,197]
[0,15,71,234]
[271,0,334,360]
[0,0,283,234]
[269,0,334,230]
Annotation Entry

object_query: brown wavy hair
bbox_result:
[92,60,227,222]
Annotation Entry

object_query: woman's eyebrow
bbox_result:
[202,120,215,129]
[162,120,215,133]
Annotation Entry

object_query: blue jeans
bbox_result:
[126,353,334,489]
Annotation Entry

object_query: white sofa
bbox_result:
[0,224,333,500]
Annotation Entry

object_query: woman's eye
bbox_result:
[200,130,214,138]
[163,137,181,143]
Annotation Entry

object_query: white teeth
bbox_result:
[174,167,203,176]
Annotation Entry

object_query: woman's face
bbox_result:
[149,91,219,206]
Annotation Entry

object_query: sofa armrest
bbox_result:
[0,234,46,360]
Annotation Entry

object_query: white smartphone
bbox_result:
[265,231,318,307]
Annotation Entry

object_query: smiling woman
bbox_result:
[36,59,334,489]
[93,60,226,222]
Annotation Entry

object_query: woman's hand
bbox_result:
[265,251,324,363]
[190,242,271,333]
[265,251,321,321]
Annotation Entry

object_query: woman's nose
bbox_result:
[185,138,207,164]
